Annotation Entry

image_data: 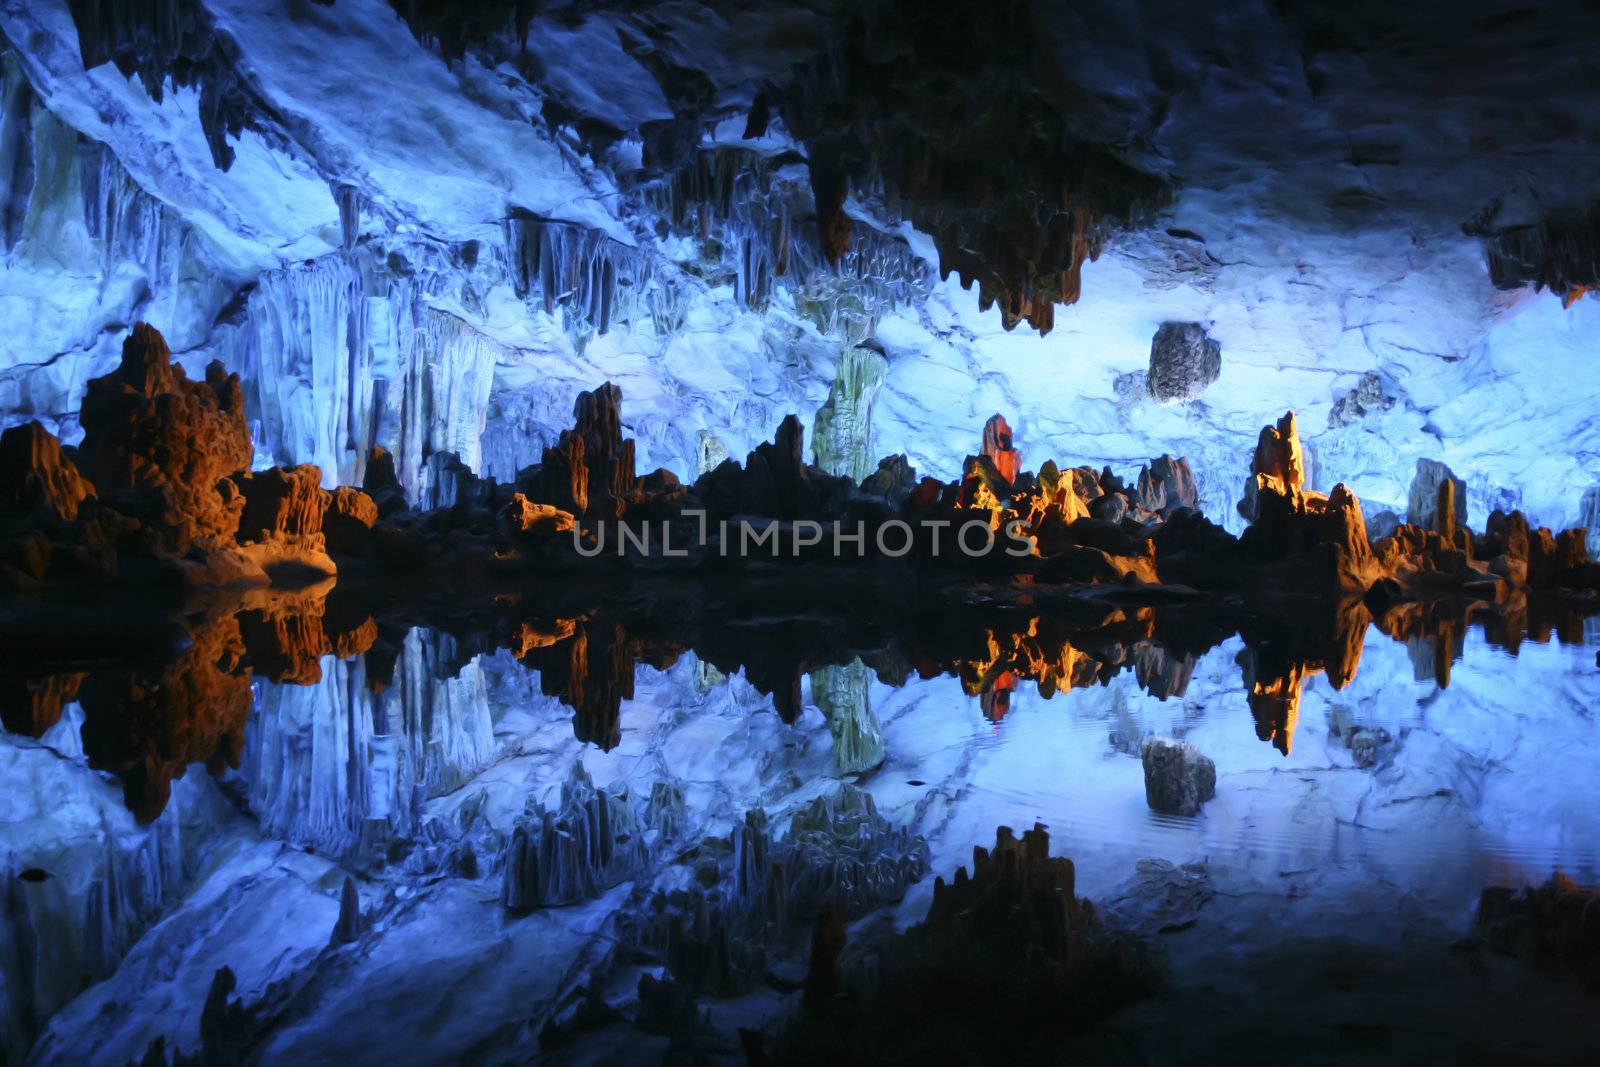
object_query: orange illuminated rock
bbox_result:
[77,609,252,823]
[0,422,94,523]
[78,323,252,554]
[232,465,336,579]
[982,414,1019,485]
[1239,411,1305,524]
[323,486,379,555]
[504,493,576,537]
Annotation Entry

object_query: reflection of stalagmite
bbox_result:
[1241,658,1306,755]
[0,671,84,736]
[1237,601,1369,756]
[811,659,885,773]
[501,762,648,911]
[512,619,672,751]
[77,611,253,822]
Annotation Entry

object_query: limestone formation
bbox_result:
[501,763,649,911]
[1580,485,1600,557]
[329,876,363,946]
[362,446,409,518]
[1328,371,1397,427]
[1140,736,1216,815]
[322,486,379,555]
[981,413,1019,484]
[1475,874,1600,983]
[859,454,917,506]
[1147,322,1221,403]
[503,493,576,538]
[0,422,94,522]
[1479,204,1600,306]
[812,341,887,482]
[76,609,253,822]
[538,383,637,519]
[78,323,252,554]
[621,786,927,997]
[1135,454,1199,516]
[1407,459,1469,532]
[766,823,1155,1063]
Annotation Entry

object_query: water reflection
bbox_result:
[2,586,1594,828]
[4,585,1600,1061]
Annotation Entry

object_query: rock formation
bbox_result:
[0,422,94,522]
[1407,458,1469,532]
[764,823,1155,1063]
[501,762,649,911]
[981,414,1019,485]
[1477,203,1600,307]
[1147,322,1221,403]
[1140,737,1216,815]
[1328,371,1397,428]
[536,383,638,520]
[1475,874,1600,987]
[78,323,252,555]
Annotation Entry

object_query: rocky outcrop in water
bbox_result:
[1140,736,1216,815]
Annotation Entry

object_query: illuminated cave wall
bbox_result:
[1,0,1598,536]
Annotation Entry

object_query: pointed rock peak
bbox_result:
[981,413,1018,483]
[117,321,181,395]
[1252,410,1305,490]
[330,876,363,946]
[774,414,806,467]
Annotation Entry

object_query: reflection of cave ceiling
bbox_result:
[2,0,1600,535]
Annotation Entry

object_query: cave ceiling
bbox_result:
[31,0,1600,314]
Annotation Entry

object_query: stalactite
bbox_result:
[500,762,648,911]
[223,252,500,503]
[635,146,927,339]
[393,309,501,507]
[230,258,369,486]
[503,212,651,338]
[0,55,36,254]
[1473,201,1600,306]
[64,0,273,170]
[333,183,364,251]
[0,52,240,445]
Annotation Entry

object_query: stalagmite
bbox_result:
[812,341,887,482]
